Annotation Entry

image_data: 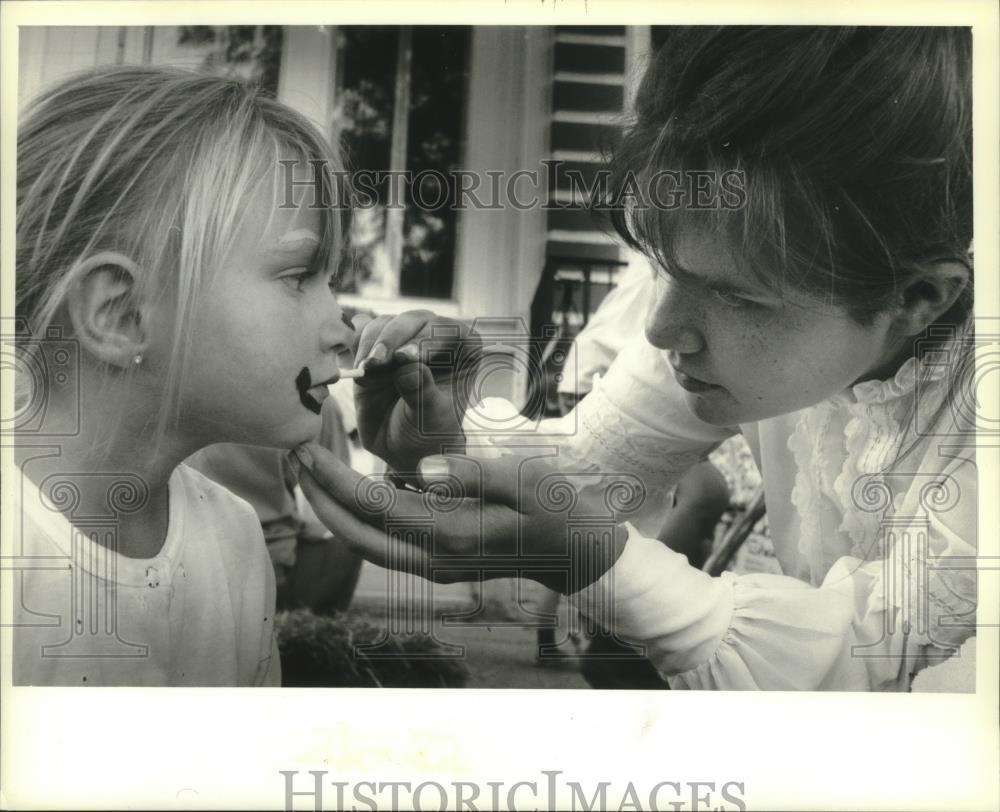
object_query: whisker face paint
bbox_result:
[296,364,366,413]
[295,367,325,414]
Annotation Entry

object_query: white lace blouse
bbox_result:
[528,332,978,691]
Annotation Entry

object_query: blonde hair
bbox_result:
[17,65,346,443]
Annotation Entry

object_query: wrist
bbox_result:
[562,523,629,594]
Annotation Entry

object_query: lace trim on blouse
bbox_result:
[788,350,953,582]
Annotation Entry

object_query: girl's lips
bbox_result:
[295,368,339,415]
[305,384,331,411]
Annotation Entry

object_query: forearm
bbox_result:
[567,522,975,691]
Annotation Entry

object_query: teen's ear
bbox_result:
[893,260,971,336]
[65,251,150,368]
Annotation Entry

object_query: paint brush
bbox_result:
[337,366,367,380]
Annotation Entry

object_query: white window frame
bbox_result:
[277,26,551,325]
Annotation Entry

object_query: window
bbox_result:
[173,26,283,92]
[20,25,551,330]
[17,26,284,107]
[333,26,471,301]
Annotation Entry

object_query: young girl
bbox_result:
[295,26,978,691]
[11,65,355,685]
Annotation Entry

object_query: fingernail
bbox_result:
[286,450,301,479]
[418,455,449,482]
[395,344,419,362]
[293,444,313,470]
[367,342,388,364]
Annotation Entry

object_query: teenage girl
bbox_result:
[295,27,978,691]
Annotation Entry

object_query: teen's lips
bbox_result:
[670,365,721,393]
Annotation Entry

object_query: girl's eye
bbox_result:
[281,267,316,292]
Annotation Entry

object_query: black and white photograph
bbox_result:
[2,1,998,810]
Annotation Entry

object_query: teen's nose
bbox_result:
[644,275,704,354]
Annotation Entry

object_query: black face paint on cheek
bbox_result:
[295,367,322,415]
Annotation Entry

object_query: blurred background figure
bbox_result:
[186,395,363,614]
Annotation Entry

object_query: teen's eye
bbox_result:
[280,267,316,292]
[713,289,755,309]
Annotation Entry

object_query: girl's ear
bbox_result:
[65,251,150,368]
[892,260,971,336]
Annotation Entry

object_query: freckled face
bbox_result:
[644,230,902,425]
[171,165,354,449]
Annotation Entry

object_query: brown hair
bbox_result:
[609,26,973,326]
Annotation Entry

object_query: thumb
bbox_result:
[417,453,532,508]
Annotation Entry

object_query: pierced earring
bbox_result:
[132,354,143,366]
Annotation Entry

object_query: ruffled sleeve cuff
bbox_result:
[665,572,853,690]
[666,563,915,691]
[569,528,920,691]
[568,528,736,676]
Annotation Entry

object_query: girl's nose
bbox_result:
[322,299,355,354]
[644,276,704,354]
